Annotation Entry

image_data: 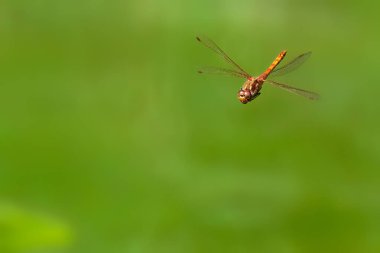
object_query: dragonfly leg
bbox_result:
[250,92,261,101]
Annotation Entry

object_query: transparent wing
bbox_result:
[265,80,320,100]
[270,51,312,77]
[198,66,248,79]
[196,36,251,78]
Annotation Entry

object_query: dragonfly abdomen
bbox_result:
[262,50,287,79]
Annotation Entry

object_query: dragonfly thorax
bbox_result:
[238,78,262,104]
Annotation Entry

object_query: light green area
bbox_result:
[0,0,379,252]
[0,203,72,253]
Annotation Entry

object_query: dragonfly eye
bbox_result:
[244,90,252,99]
[237,89,252,104]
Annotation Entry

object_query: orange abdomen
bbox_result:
[262,50,287,79]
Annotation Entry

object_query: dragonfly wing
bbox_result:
[265,80,320,100]
[198,66,248,79]
[196,36,251,78]
[270,51,312,77]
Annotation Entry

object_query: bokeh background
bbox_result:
[1,0,380,252]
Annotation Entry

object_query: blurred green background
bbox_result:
[1,0,380,252]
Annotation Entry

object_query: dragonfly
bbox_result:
[196,36,319,104]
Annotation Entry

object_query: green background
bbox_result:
[1,0,379,252]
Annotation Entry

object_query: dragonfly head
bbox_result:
[238,89,253,104]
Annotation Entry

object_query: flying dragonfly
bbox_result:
[196,36,319,104]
